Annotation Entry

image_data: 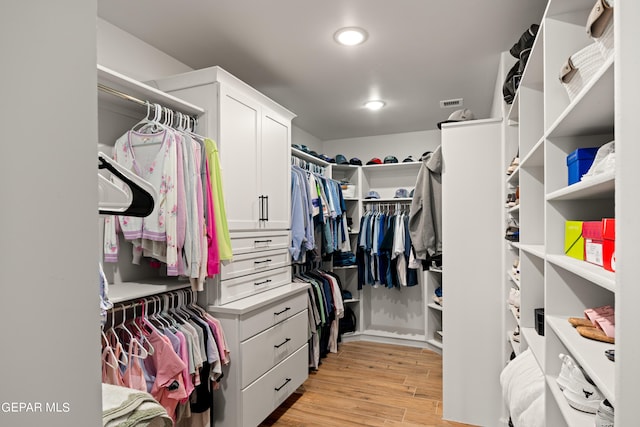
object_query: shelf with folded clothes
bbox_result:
[546,315,614,405]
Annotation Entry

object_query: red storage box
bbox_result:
[603,218,615,272]
[582,221,604,267]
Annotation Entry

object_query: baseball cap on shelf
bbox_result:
[394,188,409,198]
[384,155,399,164]
[403,156,416,162]
[319,154,333,163]
[437,108,476,129]
[364,190,381,199]
[335,154,349,165]
[349,157,362,166]
[366,158,382,165]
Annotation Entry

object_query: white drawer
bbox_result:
[219,267,291,306]
[230,231,289,255]
[241,344,309,427]
[221,248,289,281]
[240,291,307,341]
[241,310,308,388]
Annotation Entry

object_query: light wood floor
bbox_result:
[260,341,476,427]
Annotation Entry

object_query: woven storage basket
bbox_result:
[559,42,605,101]
[593,8,614,60]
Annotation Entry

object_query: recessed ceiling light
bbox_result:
[364,100,385,111]
[334,27,368,46]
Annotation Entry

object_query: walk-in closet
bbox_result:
[3,0,636,426]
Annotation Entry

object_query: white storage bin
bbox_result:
[341,184,356,199]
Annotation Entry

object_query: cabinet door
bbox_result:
[259,109,291,230]
[219,86,260,230]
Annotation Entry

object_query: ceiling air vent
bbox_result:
[440,98,463,108]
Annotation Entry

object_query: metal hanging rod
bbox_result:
[97,83,199,123]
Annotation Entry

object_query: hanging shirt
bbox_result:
[104,129,179,275]
[204,139,232,263]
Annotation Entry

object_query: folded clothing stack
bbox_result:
[102,383,172,427]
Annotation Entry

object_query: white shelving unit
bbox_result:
[98,65,206,299]
[441,118,505,426]
[499,0,628,425]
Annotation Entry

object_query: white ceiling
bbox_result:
[98,0,547,140]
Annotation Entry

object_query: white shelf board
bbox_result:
[362,197,412,203]
[546,375,596,427]
[520,244,546,259]
[508,241,521,250]
[546,315,615,405]
[333,265,357,270]
[427,339,443,350]
[361,162,421,172]
[520,136,544,168]
[108,280,191,304]
[546,58,614,138]
[343,197,359,202]
[343,298,360,304]
[546,254,615,292]
[349,230,360,235]
[428,303,443,312]
[331,163,359,171]
[522,327,545,371]
[291,147,330,166]
[98,64,204,116]
[546,171,615,201]
[507,204,520,214]
[506,167,520,185]
[508,270,521,289]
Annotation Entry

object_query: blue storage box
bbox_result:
[566,147,599,185]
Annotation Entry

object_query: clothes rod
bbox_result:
[97,83,198,121]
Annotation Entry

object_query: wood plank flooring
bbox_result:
[260,341,476,427]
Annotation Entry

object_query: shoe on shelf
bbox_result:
[505,193,517,207]
[595,399,614,427]
[507,288,521,308]
[506,157,520,175]
[556,353,579,391]
[561,362,605,414]
[511,258,520,277]
[512,325,520,343]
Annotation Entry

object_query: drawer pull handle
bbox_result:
[254,259,272,264]
[274,307,291,316]
[254,239,272,244]
[254,279,272,286]
[274,338,291,349]
[274,378,292,391]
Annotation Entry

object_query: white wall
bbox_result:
[292,125,323,153]
[1,2,101,426]
[97,18,194,81]
[322,129,442,164]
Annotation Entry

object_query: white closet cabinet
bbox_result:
[441,118,504,426]
[208,284,309,427]
[150,67,295,231]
